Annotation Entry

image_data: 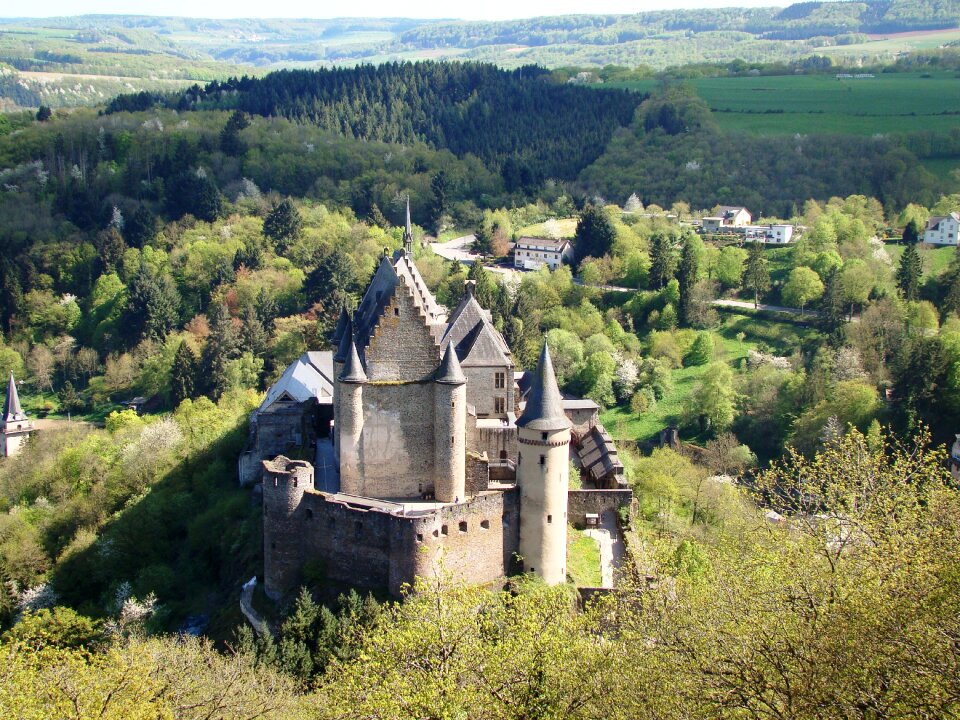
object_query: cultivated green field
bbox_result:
[818,28,960,58]
[608,71,960,136]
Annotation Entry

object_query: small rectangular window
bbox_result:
[416,533,423,543]
[547,514,552,523]
[494,397,505,414]
[459,521,467,533]
[495,372,505,389]
[481,519,490,530]
[394,307,400,316]
[539,455,546,466]
[441,525,448,536]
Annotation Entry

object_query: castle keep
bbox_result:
[258,209,628,599]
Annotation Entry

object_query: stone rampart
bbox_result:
[566,489,633,527]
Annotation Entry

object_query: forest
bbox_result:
[1,41,960,718]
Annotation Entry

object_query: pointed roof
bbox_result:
[339,337,367,384]
[334,316,354,363]
[2,373,27,424]
[440,281,511,368]
[331,306,349,345]
[404,197,413,257]
[516,343,569,431]
[435,344,466,385]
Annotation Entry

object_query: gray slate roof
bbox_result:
[440,284,511,367]
[339,338,368,383]
[435,344,466,385]
[516,343,569,431]
[2,373,26,424]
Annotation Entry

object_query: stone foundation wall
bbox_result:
[566,489,633,527]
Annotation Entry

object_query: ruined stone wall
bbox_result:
[463,365,514,418]
[466,453,490,496]
[566,407,598,439]
[566,489,633,527]
[467,418,518,463]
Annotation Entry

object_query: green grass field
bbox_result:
[608,71,960,136]
[885,241,956,278]
[566,527,602,586]
[517,217,578,238]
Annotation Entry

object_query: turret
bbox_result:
[262,456,314,600]
[434,344,466,503]
[1,373,32,458]
[516,343,571,585]
[338,335,367,495]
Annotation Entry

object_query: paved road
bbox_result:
[713,298,823,317]
[583,510,626,589]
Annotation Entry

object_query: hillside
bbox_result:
[1,0,959,109]
[107,62,642,187]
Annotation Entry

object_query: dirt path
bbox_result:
[583,511,626,589]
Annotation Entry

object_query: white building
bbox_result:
[513,237,574,271]
[923,212,960,246]
[701,206,752,232]
[745,224,795,244]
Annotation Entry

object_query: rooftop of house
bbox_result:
[514,237,571,251]
[926,212,960,230]
[259,351,334,412]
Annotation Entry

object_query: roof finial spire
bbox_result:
[3,372,26,424]
[404,196,413,258]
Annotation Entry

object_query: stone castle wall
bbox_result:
[566,489,633,527]
[354,382,438,498]
[365,290,441,382]
[268,487,521,597]
[462,365,514,418]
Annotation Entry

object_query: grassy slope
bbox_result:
[566,527,602,587]
[885,241,956,278]
[607,71,960,136]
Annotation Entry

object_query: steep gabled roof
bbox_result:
[352,251,447,356]
[440,283,511,367]
[516,343,569,431]
[926,212,960,231]
[2,373,27,424]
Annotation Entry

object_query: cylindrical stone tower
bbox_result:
[517,342,571,585]
[330,308,350,461]
[262,456,314,600]
[338,335,366,496]
[434,344,466,503]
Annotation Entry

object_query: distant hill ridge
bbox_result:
[106,61,643,186]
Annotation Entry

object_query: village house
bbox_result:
[513,237,574,271]
[923,212,960,246]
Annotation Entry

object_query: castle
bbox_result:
[254,209,629,599]
[1,373,32,458]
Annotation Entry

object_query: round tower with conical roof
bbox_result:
[338,334,367,495]
[516,343,570,585]
[434,344,466,503]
